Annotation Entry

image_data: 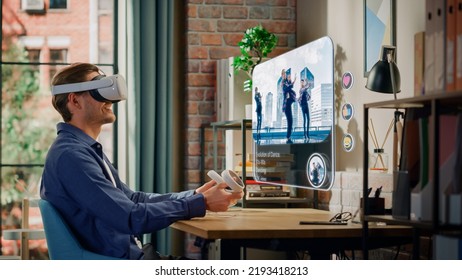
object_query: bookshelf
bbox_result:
[362,90,462,259]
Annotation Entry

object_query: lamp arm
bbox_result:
[387,53,397,101]
[388,52,402,171]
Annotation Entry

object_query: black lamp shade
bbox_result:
[366,60,401,94]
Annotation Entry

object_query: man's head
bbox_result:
[51,63,126,123]
[51,63,100,122]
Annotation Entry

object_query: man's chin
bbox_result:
[103,115,116,124]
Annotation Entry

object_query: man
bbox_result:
[254,87,262,139]
[40,63,242,259]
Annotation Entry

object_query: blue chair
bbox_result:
[39,199,121,260]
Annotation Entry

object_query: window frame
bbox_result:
[0,0,119,256]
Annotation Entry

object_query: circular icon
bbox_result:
[341,103,354,121]
[343,133,355,152]
[341,72,354,90]
[307,153,327,188]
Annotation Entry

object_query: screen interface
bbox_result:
[251,36,334,190]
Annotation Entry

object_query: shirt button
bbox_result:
[97,144,101,148]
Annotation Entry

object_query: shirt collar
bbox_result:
[57,122,99,148]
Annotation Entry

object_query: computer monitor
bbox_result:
[251,36,334,190]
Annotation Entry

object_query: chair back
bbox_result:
[39,199,120,260]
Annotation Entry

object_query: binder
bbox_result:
[446,0,457,91]
[434,0,446,92]
[425,0,436,93]
[456,0,462,90]
[434,235,462,259]
[415,31,425,96]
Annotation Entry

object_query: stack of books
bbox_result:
[245,180,291,199]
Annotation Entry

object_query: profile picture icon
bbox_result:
[307,153,326,188]
[341,103,354,121]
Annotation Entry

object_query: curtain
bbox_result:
[132,0,174,254]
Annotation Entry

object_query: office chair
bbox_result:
[38,199,121,260]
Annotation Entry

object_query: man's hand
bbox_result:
[196,180,244,212]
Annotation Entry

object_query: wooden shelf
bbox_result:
[210,119,252,129]
[364,90,462,109]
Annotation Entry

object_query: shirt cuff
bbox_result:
[185,193,206,218]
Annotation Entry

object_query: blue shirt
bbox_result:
[40,122,206,259]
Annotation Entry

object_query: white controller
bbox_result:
[207,170,245,193]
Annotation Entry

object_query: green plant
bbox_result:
[1,40,56,207]
[232,25,278,90]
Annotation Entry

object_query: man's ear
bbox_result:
[67,92,82,109]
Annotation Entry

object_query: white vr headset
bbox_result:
[51,74,127,103]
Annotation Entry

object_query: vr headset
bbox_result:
[51,74,127,103]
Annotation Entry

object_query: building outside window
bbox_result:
[1,0,116,259]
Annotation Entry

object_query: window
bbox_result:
[49,0,67,9]
[49,49,68,80]
[1,0,117,258]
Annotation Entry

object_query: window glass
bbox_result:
[1,0,116,258]
[1,64,58,165]
[49,0,67,9]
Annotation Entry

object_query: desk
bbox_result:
[171,208,413,259]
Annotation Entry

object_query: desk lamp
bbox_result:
[366,45,402,171]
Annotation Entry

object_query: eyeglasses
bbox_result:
[329,212,352,223]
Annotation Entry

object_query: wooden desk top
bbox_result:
[171,208,411,240]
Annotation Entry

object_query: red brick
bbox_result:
[187,115,215,128]
[209,46,241,59]
[187,88,206,101]
[187,46,209,59]
[223,7,248,19]
[276,34,288,47]
[187,19,216,32]
[272,7,293,20]
[188,60,200,73]
[270,47,292,57]
[198,6,222,18]
[188,0,205,4]
[200,60,216,73]
[203,128,223,142]
[204,88,215,100]
[188,101,199,114]
[200,34,222,46]
[223,33,244,46]
[249,7,270,19]
[187,73,215,87]
[187,5,197,17]
[262,21,296,34]
[187,33,200,45]
[217,20,260,32]
[186,156,201,170]
[187,129,200,141]
[188,142,202,156]
[186,170,201,184]
[246,0,288,6]
[198,101,216,115]
[205,0,244,5]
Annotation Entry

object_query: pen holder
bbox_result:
[361,197,385,216]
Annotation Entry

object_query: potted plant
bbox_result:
[232,24,278,92]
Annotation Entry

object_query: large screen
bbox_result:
[251,36,334,190]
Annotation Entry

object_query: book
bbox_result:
[456,0,462,90]
[433,0,446,91]
[446,0,457,91]
[415,31,425,96]
[247,191,291,198]
[425,0,436,93]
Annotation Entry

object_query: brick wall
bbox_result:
[184,0,297,189]
[183,0,297,258]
